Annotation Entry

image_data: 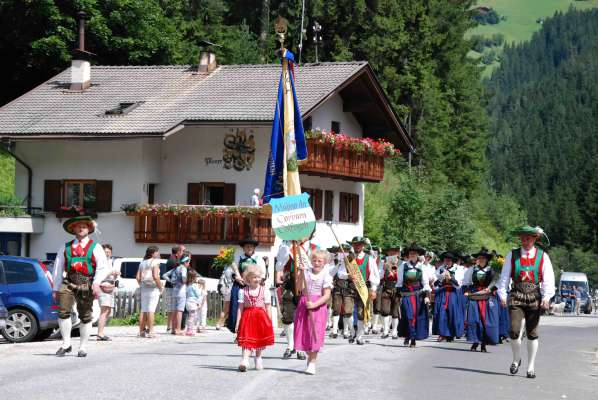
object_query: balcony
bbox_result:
[128,206,275,246]
[300,138,386,182]
[0,206,44,234]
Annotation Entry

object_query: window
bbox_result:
[188,183,236,206]
[339,192,359,223]
[303,188,323,220]
[3,261,38,284]
[148,183,156,204]
[191,255,220,279]
[44,180,112,212]
[303,116,313,131]
[331,121,341,134]
[104,102,144,116]
[324,190,334,221]
[64,180,96,209]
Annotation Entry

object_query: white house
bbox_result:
[0,47,413,281]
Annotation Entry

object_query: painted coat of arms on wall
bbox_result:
[223,128,256,171]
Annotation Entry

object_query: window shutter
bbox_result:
[223,183,236,205]
[339,192,348,222]
[314,189,323,220]
[351,193,360,223]
[324,190,334,221]
[95,180,113,212]
[44,180,62,211]
[187,183,202,205]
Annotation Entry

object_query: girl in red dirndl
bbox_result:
[235,265,274,372]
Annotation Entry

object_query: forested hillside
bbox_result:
[487,8,598,283]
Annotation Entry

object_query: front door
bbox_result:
[0,233,21,256]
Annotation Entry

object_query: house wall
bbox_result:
[10,92,366,261]
[309,93,363,137]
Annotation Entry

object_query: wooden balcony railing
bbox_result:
[300,139,385,182]
[130,207,275,246]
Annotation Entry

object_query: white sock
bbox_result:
[372,314,380,330]
[356,320,365,340]
[349,316,355,336]
[383,316,391,335]
[58,318,72,349]
[391,318,399,336]
[527,339,538,372]
[285,323,294,350]
[327,308,333,327]
[332,315,340,334]
[79,322,92,352]
[511,337,522,365]
[342,316,351,335]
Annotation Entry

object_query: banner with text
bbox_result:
[270,193,316,241]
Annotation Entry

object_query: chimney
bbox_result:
[70,11,92,90]
[197,40,221,73]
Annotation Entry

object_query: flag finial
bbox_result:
[274,16,289,51]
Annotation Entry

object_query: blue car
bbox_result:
[0,256,58,342]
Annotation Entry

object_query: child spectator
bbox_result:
[163,255,190,335]
[294,249,333,375]
[185,271,204,336]
[197,279,208,333]
[235,265,274,372]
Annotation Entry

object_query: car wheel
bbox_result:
[1,308,39,343]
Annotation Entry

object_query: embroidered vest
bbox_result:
[472,266,494,288]
[511,247,544,284]
[238,255,257,273]
[403,263,422,285]
[356,254,370,281]
[64,240,97,276]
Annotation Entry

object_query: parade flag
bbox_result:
[270,193,316,241]
[263,50,307,203]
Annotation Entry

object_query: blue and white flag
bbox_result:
[263,50,307,203]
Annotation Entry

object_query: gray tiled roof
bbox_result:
[0,62,367,136]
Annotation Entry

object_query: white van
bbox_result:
[113,258,219,293]
[559,271,592,314]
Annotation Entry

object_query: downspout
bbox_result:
[1,141,33,256]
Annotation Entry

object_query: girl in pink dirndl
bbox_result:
[294,249,333,375]
[235,265,274,372]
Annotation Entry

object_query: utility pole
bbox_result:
[260,0,270,63]
[298,0,306,64]
[313,21,322,63]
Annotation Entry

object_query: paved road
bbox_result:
[1,316,596,400]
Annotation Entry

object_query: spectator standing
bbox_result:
[164,254,190,334]
[185,271,204,335]
[136,246,163,338]
[574,286,582,315]
[97,244,120,341]
[165,245,185,332]
[251,188,262,207]
[216,264,235,330]
[197,279,208,333]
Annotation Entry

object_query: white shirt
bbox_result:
[435,263,465,286]
[275,241,314,273]
[337,251,380,291]
[238,286,271,304]
[396,261,431,292]
[52,236,109,290]
[497,247,555,302]
[250,194,260,207]
[422,262,437,286]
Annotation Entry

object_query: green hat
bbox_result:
[351,236,367,244]
[341,243,352,251]
[63,216,96,235]
[471,247,494,261]
[511,225,542,236]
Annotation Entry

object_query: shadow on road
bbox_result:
[196,364,305,374]
[433,365,520,377]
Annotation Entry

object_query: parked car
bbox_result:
[0,296,7,331]
[559,271,593,314]
[0,256,58,342]
[114,258,219,293]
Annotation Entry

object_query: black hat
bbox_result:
[404,242,426,255]
[440,251,457,261]
[239,238,259,247]
[471,247,494,261]
[383,243,402,253]
[327,246,340,253]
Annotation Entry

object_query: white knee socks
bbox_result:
[383,316,391,335]
[332,315,340,334]
[58,318,72,349]
[356,320,365,340]
[511,336,522,365]
[79,322,92,352]
[284,323,294,350]
[342,316,353,336]
[391,318,399,337]
[527,339,538,372]
[372,314,381,331]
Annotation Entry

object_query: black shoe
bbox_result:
[56,346,72,357]
[97,335,111,341]
[330,333,338,339]
[392,334,398,340]
[510,359,521,375]
[470,343,479,352]
[526,371,536,379]
[356,338,365,345]
[409,339,416,348]
[238,364,247,372]
[446,336,454,343]
[283,349,294,359]
[349,335,355,344]
[403,338,409,346]
[498,337,503,344]
[343,333,350,340]
[480,343,487,353]
[297,352,307,360]
[77,350,87,358]
[381,333,389,339]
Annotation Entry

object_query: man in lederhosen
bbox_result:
[379,244,401,339]
[275,239,316,360]
[329,243,352,339]
[336,236,380,345]
[498,226,555,379]
[52,216,109,357]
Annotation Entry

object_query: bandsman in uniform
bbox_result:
[379,244,401,339]
[497,226,555,379]
[336,236,380,345]
[52,216,109,357]
[330,243,353,339]
[396,243,430,347]
[432,251,465,342]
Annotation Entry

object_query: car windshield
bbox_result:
[120,261,167,279]
[560,280,588,295]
